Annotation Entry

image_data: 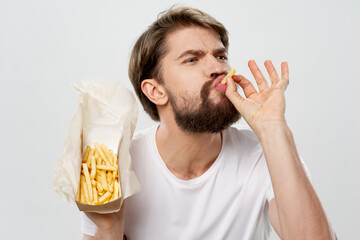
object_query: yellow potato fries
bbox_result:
[76,143,121,205]
[221,68,236,84]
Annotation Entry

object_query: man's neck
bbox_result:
[155,122,222,180]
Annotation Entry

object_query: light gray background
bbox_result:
[1,0,359,239]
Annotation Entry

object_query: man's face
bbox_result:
[160,27,240,133]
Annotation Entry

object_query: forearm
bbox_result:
[83,202,125,240]
[94,221,124,240]
[259,123,335,239]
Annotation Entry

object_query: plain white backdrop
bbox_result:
[1,0,359,239]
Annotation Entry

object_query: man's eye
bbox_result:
[185,58,198,63]
[217,55,228,61]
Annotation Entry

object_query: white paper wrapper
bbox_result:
[53,79,141,212]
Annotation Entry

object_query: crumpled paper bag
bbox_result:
[52,79,141,212]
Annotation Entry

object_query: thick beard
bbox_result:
[166,79,241,134]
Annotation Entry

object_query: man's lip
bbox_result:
[212,75,226,88]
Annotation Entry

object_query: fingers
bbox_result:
[264,60,280,85]
[225,75,245,113]
[248,60,269,91]
[232,74,257,98]
[281,62,289,90]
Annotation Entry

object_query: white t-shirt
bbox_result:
[81,125,310,239]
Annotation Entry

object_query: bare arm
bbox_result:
[260,123,335,239]
[225,60,336,239]
[82,202,125,240]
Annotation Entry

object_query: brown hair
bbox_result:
[128,6,229,121]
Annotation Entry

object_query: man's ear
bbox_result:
[141,79,168,106]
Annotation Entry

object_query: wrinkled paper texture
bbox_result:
[53,79,141,211]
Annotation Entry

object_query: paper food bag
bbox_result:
[53,79,141,213]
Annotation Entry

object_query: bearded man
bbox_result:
[81,6,336,240]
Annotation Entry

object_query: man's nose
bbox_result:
[206,56,226,79]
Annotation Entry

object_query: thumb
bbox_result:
[225,77,245,112]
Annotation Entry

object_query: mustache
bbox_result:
[210,72,228,84]
[201,72,228,99]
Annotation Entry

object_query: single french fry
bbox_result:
[81,176,90,204]
[94,151,99,160]
[96,181,104,192]
[80,184,85,203]
[109,184,114,193]
[97,165,117,171]
[98,191,112,204]
[100,171,108,191]
[86,149,95,167]
[94,142,111,165]
[108,177,114,193]
[101,144,112,164]
[113,180,119,200]
[93,186,98,205]
[90,156,96,179]
[82,145,91,163]
[91,179,96,186]
[113,170,117,181]
[95,153,101,167]
[107,171,112,184]
[82,163,93,202]
[111,184,116,201]
[221,68,236,84]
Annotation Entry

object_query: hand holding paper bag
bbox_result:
[53,79,141,213]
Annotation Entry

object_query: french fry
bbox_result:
[101,144,112,164]
[77,143,121,205]
[82,145,91,163]
[96,181,104,193]
[107,171,112,184]
[91,179,96,186]
[221,68,236,84]
[94,142,111,166]
[93,186,98,205]
[81,176,90,204]
[99,170,108,191]
[80,186,85,203]
[114,180,119,200]
[90,156,96,179]
[82,163,93,202]
[86,149,93,168]
[97,165,117,171]
[98,191,112,204]
[96,153,101,165]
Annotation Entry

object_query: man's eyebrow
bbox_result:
[177,49,205,60]
[177,48,228,60]
[213,47,228,55]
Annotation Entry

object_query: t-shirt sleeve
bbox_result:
[266,155,311,203]
[80,212,97,237]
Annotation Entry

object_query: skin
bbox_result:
[84,27,336,239]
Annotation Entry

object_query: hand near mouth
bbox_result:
[225,60,289,138]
